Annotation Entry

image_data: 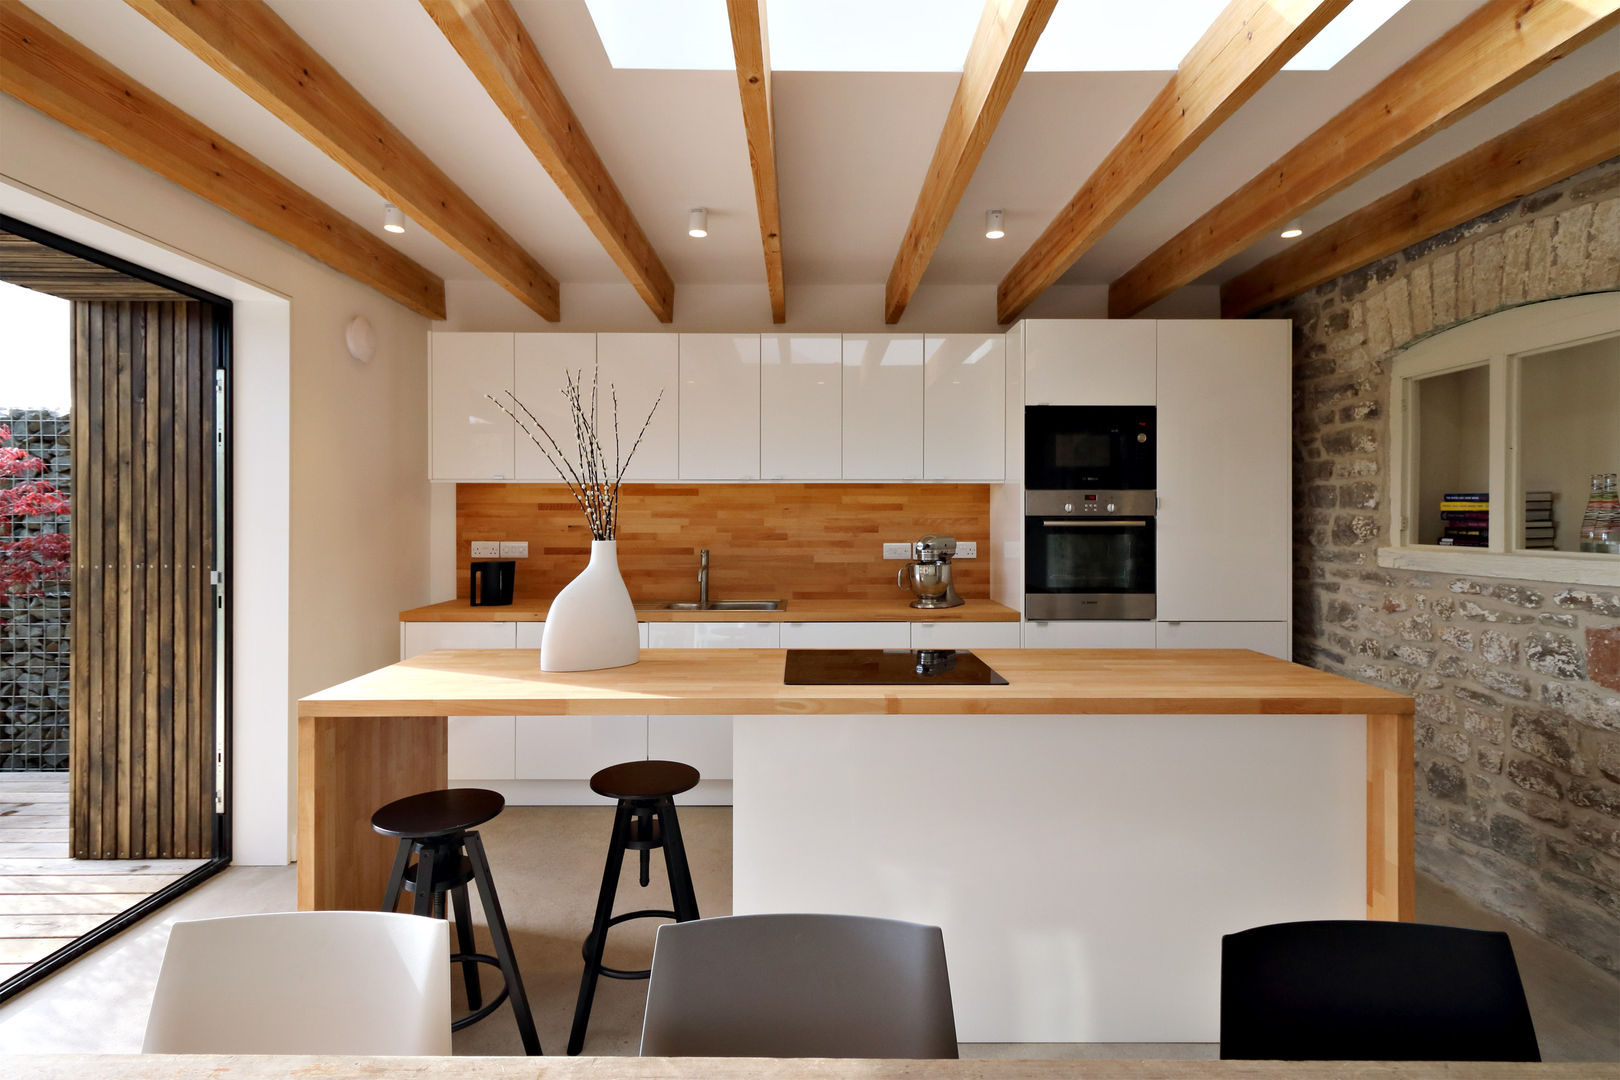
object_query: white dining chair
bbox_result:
[143,910,451,1054]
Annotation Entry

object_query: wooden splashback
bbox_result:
[456,483,991,601]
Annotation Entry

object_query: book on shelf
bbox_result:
[1439,536,1488,547]
[1440,500,1489,511]
[1441,511,1490,523]
[1444,492,1489,501]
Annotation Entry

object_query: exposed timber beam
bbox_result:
[0,0,446,319]
[996,0,1350,325]
[1110,0,1620,319]
[421,0,673,322]
[726,0,785,323]
[1221,74,1620,317]
[125,0,559,321]
[885,0,1059,325]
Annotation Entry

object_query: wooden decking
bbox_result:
[0,773,205,982]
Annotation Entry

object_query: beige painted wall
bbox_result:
[0,96,432,864]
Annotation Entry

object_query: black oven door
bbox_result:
[1026,405,1155,491]
[1025,514,1155,620]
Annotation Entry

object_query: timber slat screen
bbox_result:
[70,300,217,860]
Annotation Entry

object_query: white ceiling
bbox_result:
[13,0,1619,312]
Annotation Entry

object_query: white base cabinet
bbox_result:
[910,621,1021,651]
[649,715,733,780]
[780,622,909,649]
[1022,620,1157,649]
[1156,620,1291,660]
[515,714,646,780]
[402,621,518,780]
[647,622,781,649]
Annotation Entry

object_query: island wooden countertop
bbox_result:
[298,648,1414,718]
[11,1055,1606,1080]
[398,596,1020,623]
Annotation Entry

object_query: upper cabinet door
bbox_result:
[1155,319,1291,622]
[679,334,761,480]
[843,334,924,480]
[1024,319,1156,405]
[596,334,680,481]
[513,333,597,482]
[924,334,1004,480]
[429,333,514,481]
[760,334,841,480]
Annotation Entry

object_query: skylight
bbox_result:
[581,0,1412,73]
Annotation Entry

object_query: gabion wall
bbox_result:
[1,408,71,772]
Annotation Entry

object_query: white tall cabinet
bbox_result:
[842,334,924,480]
[924,334,1005,480]
[679,334,761,480]
[429,333,515,481]
[1024,320,1155,406]
[760,334,841,480]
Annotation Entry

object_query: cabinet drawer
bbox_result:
[515,715,647,779]
[1023,620,1156,649]
[1157,620,1290,660]
[909,621,1021,651]
[780,622,910,649]
[401,621,516,657]
[647,622,781,649]
[648,715,732,780]
[515,621,649,649]
[448,716,515,780]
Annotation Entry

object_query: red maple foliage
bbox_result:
[0,423,71,608]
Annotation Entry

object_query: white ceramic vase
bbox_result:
[540,539,640,672]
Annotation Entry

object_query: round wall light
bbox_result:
[345,316,376,363]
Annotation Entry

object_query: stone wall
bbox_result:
[0,408,71,772]
[1263,156,1620,974]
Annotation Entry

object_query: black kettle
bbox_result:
[470,560,515,606]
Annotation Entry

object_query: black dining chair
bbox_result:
[1220,919,1540,1061]
[639,913,959,1058]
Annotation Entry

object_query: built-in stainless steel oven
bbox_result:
[1024,490,1156,620]
[1026,405,1155,491]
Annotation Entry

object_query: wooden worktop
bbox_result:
[398,597,1020,623]
[299,648,1413,718]
[12,1056,1605,1079]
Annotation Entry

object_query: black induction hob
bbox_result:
[783,648,1009,686]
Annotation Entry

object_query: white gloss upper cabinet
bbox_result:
[1023,319,1155,405]
[513,334,597,481]
[924,334,1004,480]
[429,333,514,481]
[1155,320,1291,622]
[843,334,924,480]
[760,334,841,480]
[596,334,680,480]
[679,334,760,480]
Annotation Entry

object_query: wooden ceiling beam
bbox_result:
[0,1,446,319]
[885,0,1059,325]
[421,0,674,322]
[125,0,559,321]
[996,0,1350,325]
[1221,73,1620,318]
[1110,0,1620,319]
[726,0,785,323]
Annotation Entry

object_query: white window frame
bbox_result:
[1382,293,1620,587]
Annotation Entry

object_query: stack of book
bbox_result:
[1440,492,1488,546]
[1524,491,1556,549]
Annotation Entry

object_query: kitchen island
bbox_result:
[297,648,1412,1042]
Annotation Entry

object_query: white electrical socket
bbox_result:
[499,541,529,558]
[882,542,912,560]
[956,541,978,559]
[470,541,500,558]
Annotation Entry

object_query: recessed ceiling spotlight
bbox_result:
[1280,219,1303,239]
[688,208,709,238]
[985,209,1005,240]
[383,203,406,234]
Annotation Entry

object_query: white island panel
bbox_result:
[731,710,1366,1043]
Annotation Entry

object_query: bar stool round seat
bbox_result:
[371,787,540,1055]
[371,787,504,839]
[568,759,702,1055]
[589,760,699,801]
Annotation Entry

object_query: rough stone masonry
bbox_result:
[1262,156,1620,975]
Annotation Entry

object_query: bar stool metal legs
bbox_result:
[567,787,701,1055]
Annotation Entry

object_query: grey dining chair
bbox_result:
[639,913,959,1058]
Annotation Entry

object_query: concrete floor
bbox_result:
[0,805,1614,1060]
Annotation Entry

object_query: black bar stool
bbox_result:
[372,787,541,1055]
[567,759,702,1055]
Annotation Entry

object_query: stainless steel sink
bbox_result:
[659,600,785,611]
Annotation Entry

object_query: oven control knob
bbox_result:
[1064,503,1074,512]
[1106,502,1117,512]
